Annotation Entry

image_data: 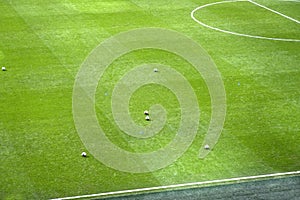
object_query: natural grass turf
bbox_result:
[0,0,299,199]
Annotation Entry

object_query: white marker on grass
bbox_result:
[2,67,6,71]
[81,152,87,157]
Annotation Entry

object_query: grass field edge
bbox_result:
[51,170,300,200]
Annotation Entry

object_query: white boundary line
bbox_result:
[191,0,300,42]
[248,0,300,24]
[52,170,300,200]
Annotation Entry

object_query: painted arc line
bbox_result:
[191,0,300,42]
[72,28,226,173]
[51,170,300,200]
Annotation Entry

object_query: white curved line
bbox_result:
[191,0,300,42]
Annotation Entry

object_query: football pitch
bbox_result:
[0,0,299,199]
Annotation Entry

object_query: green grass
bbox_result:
[0,0,299,199]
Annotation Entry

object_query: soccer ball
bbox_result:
[144,110,149,115]
[153,68,158,72]
[204,144,210,150]
[81,152,87,157]
[145,115,150,121]
[2,67,6,71]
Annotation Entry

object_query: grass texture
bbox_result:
[0,0,299,199]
